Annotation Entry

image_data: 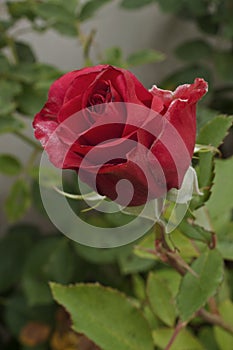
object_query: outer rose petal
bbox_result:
[150,78,208,113]
[33,70,80,145]
[39,70,81,119]
[149,79,208,191]
[173,78,208,104]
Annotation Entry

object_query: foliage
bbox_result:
[121,0,233,116]
[0,1,233,350]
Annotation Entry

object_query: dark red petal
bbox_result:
[63,65,110,103]
[44,70,80,116]
[149,99,197,191]
[78,161,150,207]
[57,94,90,124]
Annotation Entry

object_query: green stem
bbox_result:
[76,22,94,66]
[14,130,42,151]
[154,223,197,276]
[23,148,41,176]
[6,36,19,64]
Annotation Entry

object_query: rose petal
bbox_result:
[173,78,208,104]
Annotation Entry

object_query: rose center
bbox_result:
[88,80,114,114]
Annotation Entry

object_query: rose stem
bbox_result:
[164,321,187,350]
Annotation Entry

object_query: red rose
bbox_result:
[33,65,207,206]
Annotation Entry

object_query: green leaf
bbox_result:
[153,328,204,350]
[197,15,219,35]
[206,157,233,219]
[134,231,158,261]
[35,2,76,23]
[15,41,36,63]
[118,251,155,274]
[102,47,127,68]
[214,51,233,81]
[155,0,184,13]
[121,0,155,9]
[0,80,22,115]
[196,107,218,133]
[53,21,77,37]
[223,17,233,39]
[73,243,128,264]
[5,179,31,222]
[0,154,22,175]
[0,37,7,50]
[178,220,213,245]
[184,0,207,16]
[218,238,233,261]
[22,237,76,306]
[0,228,37,293]
[127,49,164,67]
[51,283,154,350]
[10,62,61,84]
[132,275,146,300]
[143,305,159,330]
[194,152,214,207]
[0,19,14,31]
[9,64,39,84]
[214,300,233,350]
[195,169,233,260]
[32,63,62,80]
[175,39,212,62]
[0,80,21,102]
[206,158,233,252]
[135,226,200,262]
[199,327,219,350]
[0,53,11,73]
[8,223,41,236]
[197,115,233,147]
[177,249,224,321]
[79,0,111,21]
[170,229,201,259]
[17,85,47,116]
[151,269,181,298]
[194,116,233,208]
[52,0,79,13]
[0,100,15,116]
[0,115,24,134]
[6,1,36,21]
[147,273,176,327]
